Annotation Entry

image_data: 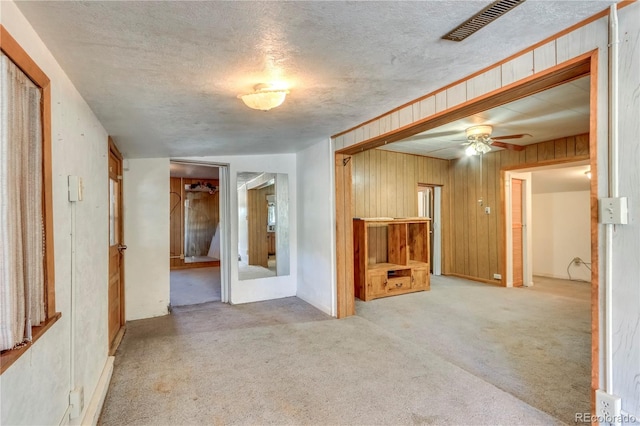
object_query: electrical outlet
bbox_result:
[573,257,582,266]
[596,389,621,425]
[493,273,502,280]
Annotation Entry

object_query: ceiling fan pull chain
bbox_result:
[478,153,484,207]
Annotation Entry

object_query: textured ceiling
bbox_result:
[14,1,616,158]
[383,76,590,159]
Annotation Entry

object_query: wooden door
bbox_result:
[108,139,125,353]
[511,179,524,287]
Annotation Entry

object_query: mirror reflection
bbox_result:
[237,172,289,280]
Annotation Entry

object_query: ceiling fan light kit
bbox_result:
[238,83,289,111]
[465,125,493,155]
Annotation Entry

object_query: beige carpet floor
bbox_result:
[100,275,589,425]
[170,267,221,306]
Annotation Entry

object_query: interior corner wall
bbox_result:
[1,1,110,425]
[296,140,335,316]
[123,158,170,320]
[532,191,591,281]
[175,153,298,305]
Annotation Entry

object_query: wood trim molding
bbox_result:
[0,25,58,373]
[335,153,355,318]
[445,273,502,287]
[331,1,633,140]
[338,53,592,155]
[0,312,61,374]
[0,26,50,87]
[108,137,126,352]
[0,26,56,320]
[588,50,600,411]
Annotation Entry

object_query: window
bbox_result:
[0,26,58,373]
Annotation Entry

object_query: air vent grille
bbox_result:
[442,0,526,42]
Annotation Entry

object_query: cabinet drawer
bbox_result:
[386,276,411,293]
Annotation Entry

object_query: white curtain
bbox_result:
[0,52,45,351]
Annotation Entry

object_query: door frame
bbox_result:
[169,160,232,303]
[504,172,532,287]
[333,51,600,408]
[335,53,594,317]
[417,184,442,276]
[108,137,125,354]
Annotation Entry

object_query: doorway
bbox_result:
[505,172,532,287]
[417,184,442,275]
[505,161,591,287]
[108,138,125,354]
[169,161,231,306]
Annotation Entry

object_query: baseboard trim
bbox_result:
[82,356,115,426]
[445,273,503,286]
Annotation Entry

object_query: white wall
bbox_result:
[0,2,110,424]
[296,140,335,316]
[237,183,248,262]
[175,154,298,305]
[532,191,591,281]
[123,158,170,320]
[612,3,640,418]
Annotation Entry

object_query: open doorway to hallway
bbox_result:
[169,161,223,307]
[505,160,592,287]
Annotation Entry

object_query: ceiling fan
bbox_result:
[463,125,530,155]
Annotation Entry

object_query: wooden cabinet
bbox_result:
[354,218,431,301]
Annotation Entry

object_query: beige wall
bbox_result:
[1,2,110,424]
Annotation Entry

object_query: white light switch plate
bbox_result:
[599,197,628,224]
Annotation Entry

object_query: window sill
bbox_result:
[0,312,62,374]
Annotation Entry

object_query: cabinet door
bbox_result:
[367,273,388,298]
[412,267,430,290]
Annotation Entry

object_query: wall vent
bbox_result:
[442,0,526,42]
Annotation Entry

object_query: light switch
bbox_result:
[599,197,628,224]
[68,175,83,202]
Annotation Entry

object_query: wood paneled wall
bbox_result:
[351,149,450,269]
[247,185,274,267]
[169,178,183,268]
[448,133,589,282]
[351,134,588,281]
[170,177,220,269]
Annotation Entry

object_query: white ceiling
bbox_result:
[14,1,616,158]
[382,76,591,159]
[529,161,591,194]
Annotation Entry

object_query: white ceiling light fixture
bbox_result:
[238,83,290,111]
[464,125,493,156]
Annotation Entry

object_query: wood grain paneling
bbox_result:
[169,177,220,270]
[448,133,589,282]
[351,150,449,271]
[335,154,355,318]
[247,184,274,267]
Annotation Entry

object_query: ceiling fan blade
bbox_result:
[492,133,532,140]
[491,141,526,151]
